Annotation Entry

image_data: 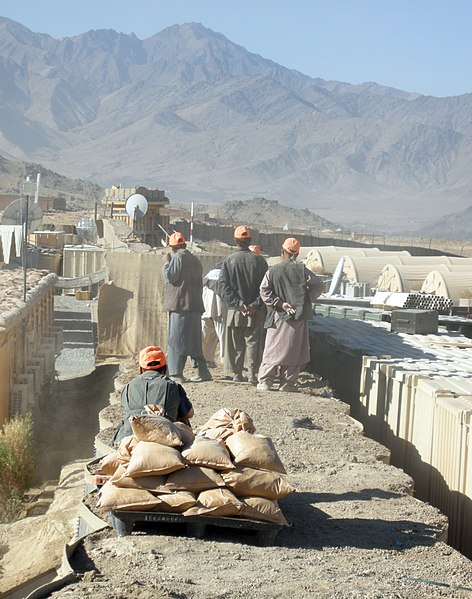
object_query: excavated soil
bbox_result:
[43,364,472,598]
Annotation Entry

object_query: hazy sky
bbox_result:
[1,0,471,97]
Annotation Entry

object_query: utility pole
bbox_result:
[21,177,36,302]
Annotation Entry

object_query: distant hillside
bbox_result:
[0,18,471,232]
[0,154,101,209]
[209,197,343,233]
[417,205,472,241]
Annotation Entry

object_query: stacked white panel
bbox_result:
[9,384,31,416]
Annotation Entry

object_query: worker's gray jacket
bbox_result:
[113,371,181,443]
[218,248,268,309]
[265,260,315,326]
[163,248,204,312]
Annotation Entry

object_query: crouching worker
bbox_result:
[113,346,194,444]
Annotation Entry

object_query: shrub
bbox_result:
[0,413,35,522]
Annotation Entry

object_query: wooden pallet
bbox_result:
[110,510,282,546]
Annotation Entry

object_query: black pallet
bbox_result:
[110,510,281,546]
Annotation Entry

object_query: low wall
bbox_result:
[309,314,472,558]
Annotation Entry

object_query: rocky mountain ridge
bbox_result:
[0,17,471,233]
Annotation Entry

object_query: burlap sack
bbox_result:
[96,451,128,476]
[173,421,196,446]
[117,435,139,459]
[129,414,183,447]
[198,408,256,441]
[181,436,235,471]
[111,464,170,493]
[98,480,161,511]
[144,404,165,416]
[155,491,197,513]
[125,441,185,477]
[184,488,243,517]
[221,466,296,499]
[239,496,289,526]
[165,466,225,492]
[225,432,286,474]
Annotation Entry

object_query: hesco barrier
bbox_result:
[309,313,472,558]
[21,494,109,599]
[24,514,108,599]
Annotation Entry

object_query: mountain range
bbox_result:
[0,17,471,234]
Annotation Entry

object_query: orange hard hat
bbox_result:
[249,244,261,254]
[282,237,300,255]
[234,225,251,239]
[139,346,167,370]
[168,232,186,246]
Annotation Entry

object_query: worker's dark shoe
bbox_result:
[233,373,247,382]
[247,372,257,384]
[206,361,217,369]
[190,372,212,382]
[170,375,186,385]
[279,382,298,393]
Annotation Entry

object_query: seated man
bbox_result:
[113,346,194,444]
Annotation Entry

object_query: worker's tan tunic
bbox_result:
[259,265,324,367]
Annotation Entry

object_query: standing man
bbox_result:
[257,237,324,392]
[163,232,211,383]
[201,262,227,368]
[218,225,268,383]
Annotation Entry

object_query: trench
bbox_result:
[33,364,119,484]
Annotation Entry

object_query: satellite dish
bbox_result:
[1,198,43,230]
[325,256,345,297]
[125,194,148,219]
[76,216,97,243]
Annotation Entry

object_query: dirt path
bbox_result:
[45,363,472,598]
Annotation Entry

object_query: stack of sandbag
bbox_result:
[95,409,295,528]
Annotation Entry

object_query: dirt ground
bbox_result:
[22,359,472,599]
[2,211,472,597]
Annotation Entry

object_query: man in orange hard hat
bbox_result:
[162,232,211,383]
[218,225,268,383]
[257,237,324,392]
[113,346,194,443]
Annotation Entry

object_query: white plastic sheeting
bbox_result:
[304,246,391,274]
[0,225,23,264]
[378,263,472,293]
[421,270,472,303]
[341,254,409,284]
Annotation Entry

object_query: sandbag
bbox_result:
[239,496,289,526]
[165,466,225,492]
[111,464,170,493]
[125,441,185,477]
[221,466,296,499]
[129,414,183,447]
[155,491,197,513]
[117,434,139,459]
[184,488,243,517]
[173,421,196,446]
[181,436,235,471]
[225,432,286,474]
[96,451,128,476]
[98,480,161,511]
[198,408,255,441]
[144,404,165,416]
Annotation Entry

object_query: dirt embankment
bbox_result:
[2,361,470,598]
